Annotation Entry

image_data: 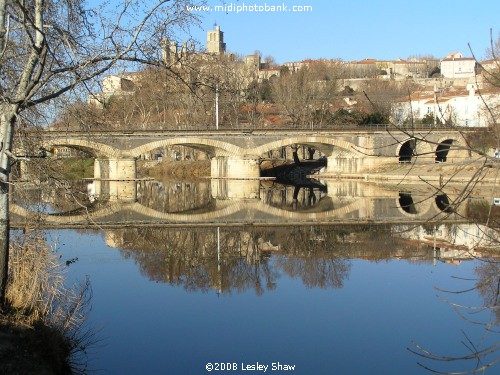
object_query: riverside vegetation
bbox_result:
[0,232,92,374]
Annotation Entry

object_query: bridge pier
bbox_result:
[94,158,137,180]
[93,158,137,201]
[93,159,102,179]
[211,179,260,200]
[210,157,260,199]
[90,180,137,201]
[211,156,260,179]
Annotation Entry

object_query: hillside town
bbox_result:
[2,2,500,375]
[86,25,500,129]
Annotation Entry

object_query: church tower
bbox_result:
[206,25,226,55]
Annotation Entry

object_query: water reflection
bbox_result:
[16,176,496,374]
[105,226,356,294]
[12,179,491,227]
[99,224,498,295]
[137,180,213,213]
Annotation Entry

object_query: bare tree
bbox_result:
[398,31,500,375]
[270,60,344,127]
[0,0,205,304]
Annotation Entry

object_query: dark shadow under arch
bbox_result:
[435,139,453,163]
[399,192,417,214]
[399,140,415,163]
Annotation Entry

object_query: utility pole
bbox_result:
[215,83,219,130]
[433,84,438,126]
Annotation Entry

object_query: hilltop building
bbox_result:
[206,25,226,55]
[86,27,499,130]
[89,25,263,106]
[440,52,477,79]
[284,57,438,80]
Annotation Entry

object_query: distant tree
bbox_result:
[271,60,344,127]
[263,55,277,68]
[361,79,417,121]
[429,66,441,78]
[331,109,364,125]
[480,31,500,90]
[360,112,388,125]
[280,66,290,76]
[340,86,356,96]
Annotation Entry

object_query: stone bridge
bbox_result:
[33,128,469,182]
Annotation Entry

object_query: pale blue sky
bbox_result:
[186,0,500,63]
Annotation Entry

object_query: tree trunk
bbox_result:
[0,186,9,306]
[0,107,15,306]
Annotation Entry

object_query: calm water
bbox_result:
[14,180,499,374]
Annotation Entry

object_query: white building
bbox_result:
[392,84,500,127]
[440,52,477,79]
[394,223,498,259]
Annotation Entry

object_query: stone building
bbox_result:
[440,52,477,79]
[206,25,226,55]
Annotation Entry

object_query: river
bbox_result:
[11,179,499,374]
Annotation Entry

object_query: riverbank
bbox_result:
[324,161,500,185]
[0,233,90,375]
[0,310,70,375]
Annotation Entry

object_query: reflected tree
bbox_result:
[114,227,281,295]
[400,31,500,374]
[408,260,499,374]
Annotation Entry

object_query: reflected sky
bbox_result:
[49,229,497,375]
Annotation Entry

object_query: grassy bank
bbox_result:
[59,158,94,180]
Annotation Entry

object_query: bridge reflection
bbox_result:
[11,178,498,295]
[10,179,473,228]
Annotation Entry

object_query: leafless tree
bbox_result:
[0,0,205,304]
[270,60,344,127]
[399,30,500,374]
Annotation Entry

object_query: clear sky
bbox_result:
[185,0,500,63]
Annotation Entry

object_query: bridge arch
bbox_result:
[254,136,358,157]
[435,139,454,163]
[397,192,433,217]
[127,138,247,158]
[435,136,466,162]
[44,138,119,158]
[397,138,416,163]
[434,194,453,213]
[10,198,370,224]
[396,135,466,164]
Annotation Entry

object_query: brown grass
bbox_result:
[2,232,93,374]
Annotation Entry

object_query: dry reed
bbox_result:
[5,232,93,373]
